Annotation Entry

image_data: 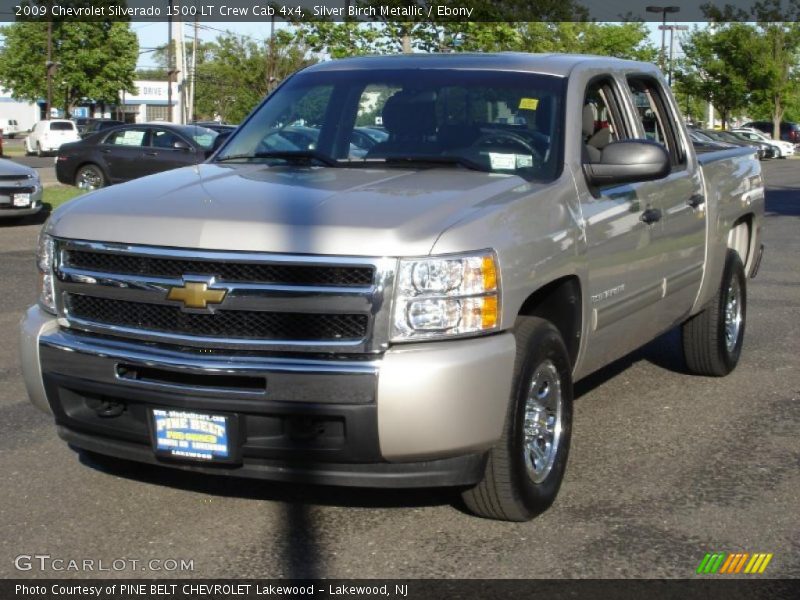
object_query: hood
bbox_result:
[0,158,36,179]
[47,163,545,256]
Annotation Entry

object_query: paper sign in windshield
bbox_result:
[489,153,533,170]
[519,98,539,110]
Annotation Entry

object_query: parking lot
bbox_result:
[0,160,798,579]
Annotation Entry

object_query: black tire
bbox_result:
[462,317,573,521]
[74,164,106,190]
[682,250,747,376]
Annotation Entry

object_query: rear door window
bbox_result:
[627,76,686,168]
[106,129,148,147]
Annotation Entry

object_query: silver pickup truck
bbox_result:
[20,54,764,521]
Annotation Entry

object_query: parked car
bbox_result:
[350,126,389,154]
[686,128,736,154]
[80,119,124,139]
[0,118,22,138]
[0,157,42,219]
[25,119,80,156]
[192,121,237,134]
[733,128,795,158]
[742,120,800,144]
[55,123,219,190]
[700,129,770,160]
[23,54,764,521]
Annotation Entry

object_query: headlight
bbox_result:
[36,233,56,314]
[392,251,500,341]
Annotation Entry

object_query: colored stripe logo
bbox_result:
[697,552,773,574]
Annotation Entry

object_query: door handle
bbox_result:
[687,194,705,209]
[144,151,158,156]
[100,149,112,154]
[640,208,662,224]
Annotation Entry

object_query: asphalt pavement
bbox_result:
[0,161,798,579]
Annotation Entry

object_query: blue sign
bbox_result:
[152,409,230,461]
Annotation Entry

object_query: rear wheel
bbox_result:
[682,250,747,376]
[462,317,573,521]
[75,164,105,191]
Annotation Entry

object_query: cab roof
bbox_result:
[302,53,651,78]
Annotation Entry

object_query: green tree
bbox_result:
[0,20,138,116]
[676,24,757,128]
[193,31,316,123]
[702,0,800,138]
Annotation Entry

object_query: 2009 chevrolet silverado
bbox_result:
[20,54,765,521]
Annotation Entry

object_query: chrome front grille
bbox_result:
[64,249,375,286]
[55,240,395,354]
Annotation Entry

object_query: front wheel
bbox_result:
[462,317,573,521]
[682,250,747,376]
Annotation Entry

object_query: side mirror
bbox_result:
[206,131,232,158]
[584,140,671,186]
[173,140,191,151]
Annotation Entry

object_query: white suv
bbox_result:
[25,119,80,156]
[0,118,22,138]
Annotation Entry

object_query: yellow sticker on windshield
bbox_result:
[519,98,539,110]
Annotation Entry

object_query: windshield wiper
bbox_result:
[215,150,339,167]
[378,155,486,172]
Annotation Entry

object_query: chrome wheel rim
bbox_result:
[523,360,563,484]
[77,169,101,191]
[724,277,742,353]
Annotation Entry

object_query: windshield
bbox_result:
[216,69,565,180]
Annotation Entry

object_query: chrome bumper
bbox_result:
[20,305,516,483]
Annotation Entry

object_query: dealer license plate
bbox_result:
[12,193,31,207]
[151,409,232,462]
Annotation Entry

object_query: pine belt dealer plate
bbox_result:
[151,409,238,463]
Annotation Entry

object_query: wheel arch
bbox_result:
[728,214,755,272]
[516,275,583,367]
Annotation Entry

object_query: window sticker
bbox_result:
[519,98,539,110]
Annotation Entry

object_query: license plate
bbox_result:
[12,193,31,207]
[151,409,233,462]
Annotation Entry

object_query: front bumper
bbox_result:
[20,306,515,488]
[0,187,43,218]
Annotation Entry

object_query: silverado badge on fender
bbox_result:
[166,280,226,310]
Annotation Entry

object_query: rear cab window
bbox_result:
[49,121,76,132]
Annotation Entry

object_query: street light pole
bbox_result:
[659,24,689,85]
[647,5,681,71]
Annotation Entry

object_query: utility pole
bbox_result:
[45,20,53,120]
[174,16,185,124]
[267,15,276,94]
[646,6,681,71]
[659,24,689,85]
[190,19,198,123]
[167,1,173,123]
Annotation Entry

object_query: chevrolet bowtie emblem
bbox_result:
[167,281,226,309]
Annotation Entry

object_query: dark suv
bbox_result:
[743,121,800,143]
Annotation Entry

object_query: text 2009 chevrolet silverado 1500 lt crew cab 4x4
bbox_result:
[20,54,765,521]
